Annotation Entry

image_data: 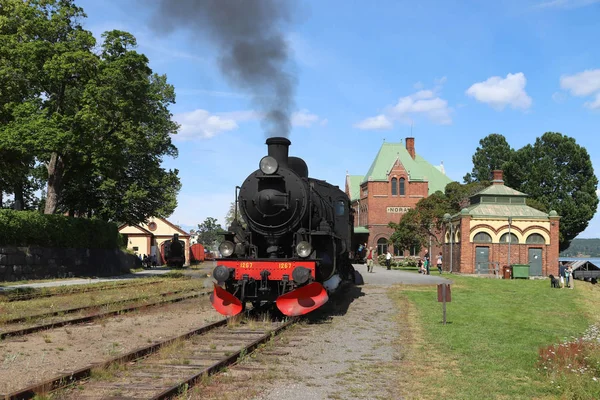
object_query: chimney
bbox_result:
[406,137,415,159]
[492,170,504,185]
[266,137,290,167]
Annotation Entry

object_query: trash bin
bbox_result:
[502,265,512,279]
[512,264,530,279]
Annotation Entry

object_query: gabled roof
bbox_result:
[346,175,364,201]
[118,224,153,235]
[361,142,452,195]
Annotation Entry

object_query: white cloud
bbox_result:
[173,109,238,140]
[534,0,600,9]
[355,80,453,130]
[560,69,600,110]
[291,109,327,127]
[466,72,532,111]
[388,90,452,125]
[560,69,600,96]
[354,115,394,130]
[585,93,600,110]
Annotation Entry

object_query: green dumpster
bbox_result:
[512,264,529,279]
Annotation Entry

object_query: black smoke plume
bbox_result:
[151,0,296,137]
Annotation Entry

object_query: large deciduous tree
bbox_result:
[196,217,225,250]
[463,133,514,183]
[0,0,181,224]
[503,132,598,251]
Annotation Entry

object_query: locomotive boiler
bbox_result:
[210,137,355,317]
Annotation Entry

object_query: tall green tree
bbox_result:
[224,201,247,230]
[196,217,225,249]
[463,134,514,183]
[0,1,181,223]
[503,132,598,250]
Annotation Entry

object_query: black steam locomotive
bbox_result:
[211,137,355,317]
[163,233,185,268]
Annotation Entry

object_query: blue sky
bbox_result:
[77,0,600,237]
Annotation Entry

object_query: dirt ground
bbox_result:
[0,296,222,394]
[184,283,406,400]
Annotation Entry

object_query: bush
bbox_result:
[0,210,122,249]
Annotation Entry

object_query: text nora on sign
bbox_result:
[386,206,411,213]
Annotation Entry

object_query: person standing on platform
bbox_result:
[386,250,392,270]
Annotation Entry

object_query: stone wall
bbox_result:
[0,246,140,282]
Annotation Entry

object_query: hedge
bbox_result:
[0,210,122,249]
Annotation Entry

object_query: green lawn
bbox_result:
[391,276,600,399]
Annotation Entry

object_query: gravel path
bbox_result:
[0,297,222,394]
[191,267,437,400]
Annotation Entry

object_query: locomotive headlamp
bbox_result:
[218,240,235,257]
[259,156,278,175]
[296,241,312,258]
[213,265,230,282]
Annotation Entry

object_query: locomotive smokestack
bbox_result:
[266,137,290,167]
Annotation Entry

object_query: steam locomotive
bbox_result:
[210,137,355,317]
[163,233,185,268]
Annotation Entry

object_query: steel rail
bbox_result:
[150,316,298,400]
[0,290,210,340]
[0,304,274,400]
[0,279,166,302]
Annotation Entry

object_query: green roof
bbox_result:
[474,184,528,197]
[361,142,452,195]
[461,203,549,219]
[354,226,369,234]
[346,175,364,201]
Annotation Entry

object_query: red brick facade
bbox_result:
[442,171,561,276]
[345,138,448,260]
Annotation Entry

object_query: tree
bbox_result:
[503,132,598,251]
[464,134,514,183]
[224,201,247,229]
[0,1,181,224]
[196,217,225,249]
[388,192,453,252]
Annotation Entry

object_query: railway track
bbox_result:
[2,306,297,400]
[0,289,211,339]
[0,279,167,302]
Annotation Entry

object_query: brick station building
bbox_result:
[345,137,452,258]
[443,170,560,276]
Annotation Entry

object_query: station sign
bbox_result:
[386,206,411,214]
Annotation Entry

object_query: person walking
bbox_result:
[436,252,443,274]
[366,247,375,273]
[566,265,573,289]
[559,261,567,288]
[386,250,392,270]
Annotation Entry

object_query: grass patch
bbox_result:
[390,275,600,399]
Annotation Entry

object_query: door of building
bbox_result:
[528,248,543,276]
[475,246,489,273]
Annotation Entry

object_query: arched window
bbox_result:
[391,178,397,196]
[500,233,519,244]
[399,178,406,196]
[473,232,492,243]
[377,238,388,255]
[526,233,546,244]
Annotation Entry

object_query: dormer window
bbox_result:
[391,178,397,196]
[399,178,406,196]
